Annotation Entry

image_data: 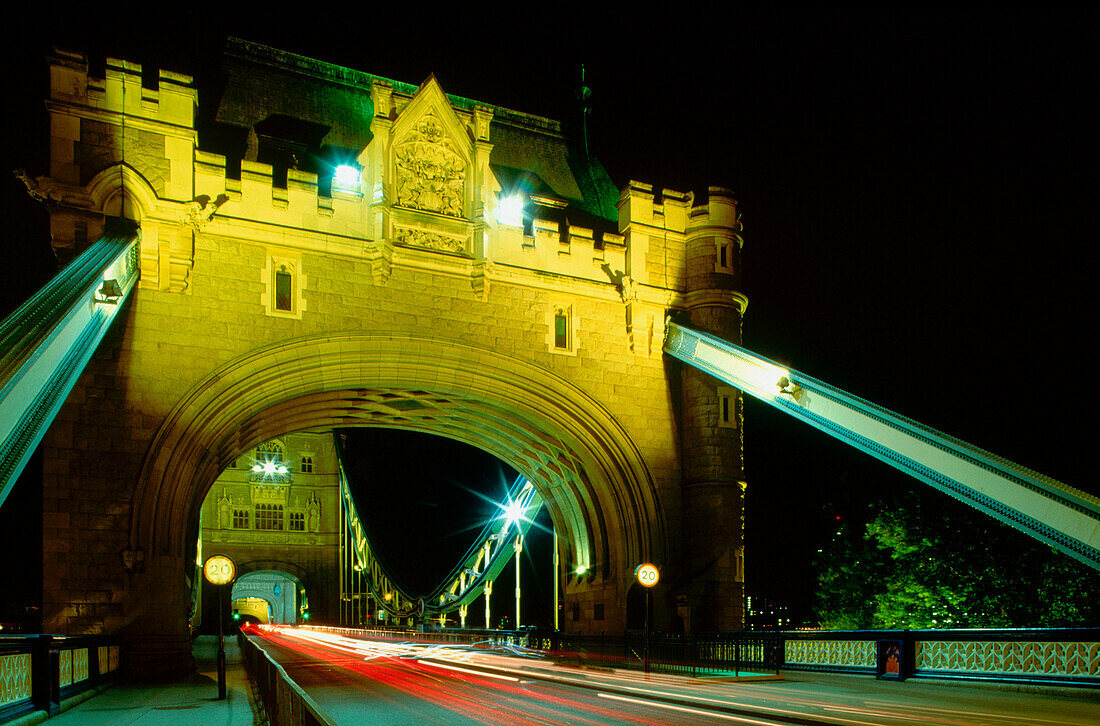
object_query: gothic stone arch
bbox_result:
[130,333,666,643]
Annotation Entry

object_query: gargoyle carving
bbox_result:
[15,169,65,204]
[183,194,229,231]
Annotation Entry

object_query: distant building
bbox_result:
[195,432,340,628]
[746,595,793,630]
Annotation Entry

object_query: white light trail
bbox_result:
[597,692,787,725]
[419,660,520,682]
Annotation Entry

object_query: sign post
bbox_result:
[203,555,236,700]
[635,563,659,674]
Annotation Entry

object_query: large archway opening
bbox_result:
[132,333,664,640]
[232,571,303,624]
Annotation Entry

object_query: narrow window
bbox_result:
[264,254,305,319]
[233,509,250,529]
[718,388,738,429]
[300,456,313,473]
[716,240,735,273]
[594,603,605,621]
[547,301,578,355]
[554,308,569,349]
[275,266,293,311]
[288,511,306,532]
[572,602,581,621]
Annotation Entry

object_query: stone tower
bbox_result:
[27,39,751,676]
[678,188,748,632]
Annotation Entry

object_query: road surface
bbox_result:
[247,626,1099,726]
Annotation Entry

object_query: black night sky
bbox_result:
[2,9,1096,625]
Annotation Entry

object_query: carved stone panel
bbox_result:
[394,113,466,218]
[394,226,468,255]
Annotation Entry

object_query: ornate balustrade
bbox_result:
[0,634,120,722]
[780,628,1100,685]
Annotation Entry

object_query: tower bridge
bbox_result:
[4,38,1096,682]
[7,40,748,677]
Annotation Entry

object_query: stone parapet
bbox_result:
[48,49,196,135]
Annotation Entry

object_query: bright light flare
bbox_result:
[502,499,525,524]
[740,359,792,398]
[334,164,361,190]
[688,335,791,399]
[497,194,524,226]
[249,455,291,480]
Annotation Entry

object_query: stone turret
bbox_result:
[678,187,748,632]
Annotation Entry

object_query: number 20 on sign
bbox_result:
[204,555,236,585]
[635,563,659,587]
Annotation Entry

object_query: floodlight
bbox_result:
[497,194,524,226]
[334,164,361,190]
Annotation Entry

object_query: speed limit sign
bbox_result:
[635,563,659,588]
[203,555,236,585]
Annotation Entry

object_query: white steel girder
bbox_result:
[664,321,1100,571]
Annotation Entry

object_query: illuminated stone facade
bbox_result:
[34,39,747,677]
[195,432,340,627]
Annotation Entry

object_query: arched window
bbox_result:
[547,300,578,355]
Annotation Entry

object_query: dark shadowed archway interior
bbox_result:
[340,428,558,628]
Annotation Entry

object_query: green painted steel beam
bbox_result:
[0,234,139,509]
[664,321,1100,571]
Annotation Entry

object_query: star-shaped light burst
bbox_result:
[500,498,526,530]
[250,457,290,481]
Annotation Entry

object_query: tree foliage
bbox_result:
[815,491,1100,629]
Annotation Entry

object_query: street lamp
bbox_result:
[514,533,523,629]
[503,499,524,629]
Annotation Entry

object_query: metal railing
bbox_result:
[299,625,778,677]
[238,633,336,726]
[0,634,121,723]
[529,630,779,677]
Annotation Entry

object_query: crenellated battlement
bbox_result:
[194,152,368,243]
[41,47,743,301]
[48,49,196,131]
[688,186,740,232]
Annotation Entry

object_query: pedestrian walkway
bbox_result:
[13,636,259,726]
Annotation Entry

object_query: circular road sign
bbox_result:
[635,563,659,588]
[203,555,236,585]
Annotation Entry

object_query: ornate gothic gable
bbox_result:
[394,112,467,218]
[387,76,475,256]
